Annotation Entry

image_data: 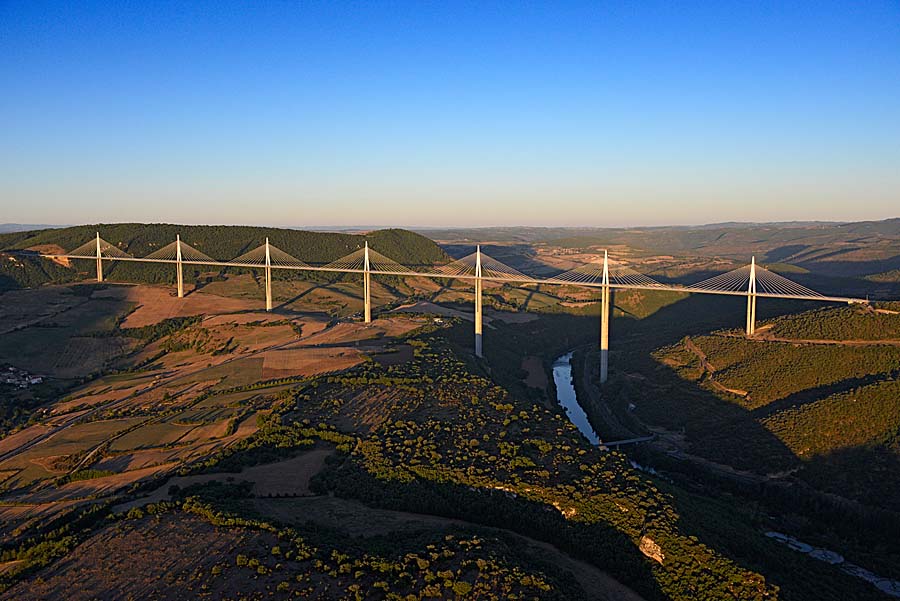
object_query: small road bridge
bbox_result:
[10,233,868,383]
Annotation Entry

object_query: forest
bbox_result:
[764,304,900,340]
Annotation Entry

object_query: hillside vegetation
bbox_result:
[0,224,447,290]
[647,306,900,515]
[204,337,785,601]
[0,255,77,291]
[663,334,900,409]
[764,303,900,340]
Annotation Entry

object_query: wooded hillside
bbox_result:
[0,224,448,290]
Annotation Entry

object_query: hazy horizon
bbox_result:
[3,1,899,226]
[3,217,900,234]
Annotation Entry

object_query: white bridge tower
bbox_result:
[95,232,103,282]
[265,238,273,311]
[600,250,610,384]
[746,256,757,336]
[363,241,372,324]
[176,234,184,298]
[475,245,483,358]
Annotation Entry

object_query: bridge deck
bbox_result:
[22,252,865,304]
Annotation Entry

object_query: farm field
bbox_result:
[112,284,266,328]
[121,447,335,509]
[0,286,94,334]
[260,347,364,378]
[0,288,138,377]
[109,422,198,452]
[0,279,442,547]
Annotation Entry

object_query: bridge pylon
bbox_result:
[600,250,610,383]
[363,242,372,323]
[176,235,184,298]
[95,232,103,282]
[264,238,272,311]
[746,256,757,336]
[475,245,483,358]
[18,235,872,379]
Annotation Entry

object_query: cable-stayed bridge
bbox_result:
[12,233,869,383]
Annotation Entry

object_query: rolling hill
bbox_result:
[0,224,448,291]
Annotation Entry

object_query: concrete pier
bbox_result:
[95,232,103,282]
[599,250,610,383]
[474,245,483,357]
[176,235,184,298]
[363,242,371,323]
[746,256,757,336]
[264,238,272,311]
[600,282,610,383]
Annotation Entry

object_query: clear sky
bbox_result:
[1,1,898,227]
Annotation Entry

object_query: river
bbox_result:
[552,352,600,445]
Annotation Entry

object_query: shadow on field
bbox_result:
[275,282,331,310]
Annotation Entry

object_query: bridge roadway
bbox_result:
[8,241,872,382]
[23,252,865,305]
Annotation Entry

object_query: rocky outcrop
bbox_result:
[639,536,664,564]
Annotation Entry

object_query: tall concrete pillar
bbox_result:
[363,242,371,323]
[176,234,184,298]
[745,295,753,335]
[264,238,273,311]
[600,249,610,383]
[474,245,483,358]
[750,293,757,334]
[95,232,103,282]
[746,256,757,336]
[600,284,610,383]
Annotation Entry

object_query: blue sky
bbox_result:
[1,1,898,227]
